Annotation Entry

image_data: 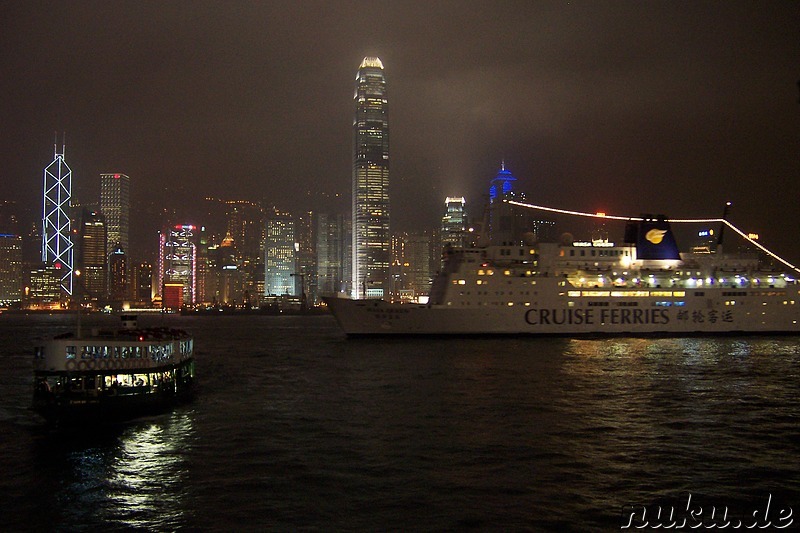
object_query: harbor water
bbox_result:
[1,314,798,530]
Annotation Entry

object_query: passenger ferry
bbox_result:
[325,204,800,336]
[33,315,195,423]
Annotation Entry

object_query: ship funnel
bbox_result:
[120,314,138,330]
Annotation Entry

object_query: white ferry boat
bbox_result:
[33,315,195,423]
[325,211,800,336]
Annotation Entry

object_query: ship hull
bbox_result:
[324,296,800,336]
[33,358,195,425]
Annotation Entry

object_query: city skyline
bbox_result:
[0,2,798,263]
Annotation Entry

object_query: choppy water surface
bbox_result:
[1,314,798,530]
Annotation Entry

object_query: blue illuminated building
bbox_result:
[488,163,556,245]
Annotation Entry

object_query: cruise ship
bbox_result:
[325,206,800,336]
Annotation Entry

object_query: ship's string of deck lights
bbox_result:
[506,199,800,274]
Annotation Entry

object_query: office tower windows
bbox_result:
[352,57,390,299]
[100,173,130,255]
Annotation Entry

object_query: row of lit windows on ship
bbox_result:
[454,278,538,285]
[724,300,796,306]
[582,301,687,307]
[497,249,537,257]
[562,249,630,257]
[473,269,539,277]
[44,340,194,361]
[565,290,687,298]
[446,301,535,307]
[459,290,537,297]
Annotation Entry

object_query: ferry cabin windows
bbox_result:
[35,363,196,398]
[63,342,188,362]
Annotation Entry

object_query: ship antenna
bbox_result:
[715,201,732,251]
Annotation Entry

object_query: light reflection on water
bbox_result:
[44,410,194,531]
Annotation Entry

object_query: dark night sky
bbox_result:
[1,1,798,260]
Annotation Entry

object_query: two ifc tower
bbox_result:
[352,57,390,299]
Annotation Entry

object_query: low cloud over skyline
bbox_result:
[1,1,798,259]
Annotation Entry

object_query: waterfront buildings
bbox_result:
[42,141,74,296]
[352,57,390,299]
[100,173,130,255]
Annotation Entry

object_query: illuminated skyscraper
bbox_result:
[264,211,296,296]
[42,139,74,296]
[352,57,390,299]
[100,173,130,255]
[156,224,197,307]
[441,197,467,247]
[76,209,107,302]
[488,163,555,245]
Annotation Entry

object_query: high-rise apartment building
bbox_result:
[100,173,130,255]
[42,140,74,296]
[77,209,107,302]
[352,57,390,299]
[264,211,296,296]
[0,234,23,305]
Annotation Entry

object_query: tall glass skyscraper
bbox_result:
[352,57,390,299]
[264,210,296,296]
[100,173,130,255]
[77,208,107,302]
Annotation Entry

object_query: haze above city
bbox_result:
[1,1,798,261]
